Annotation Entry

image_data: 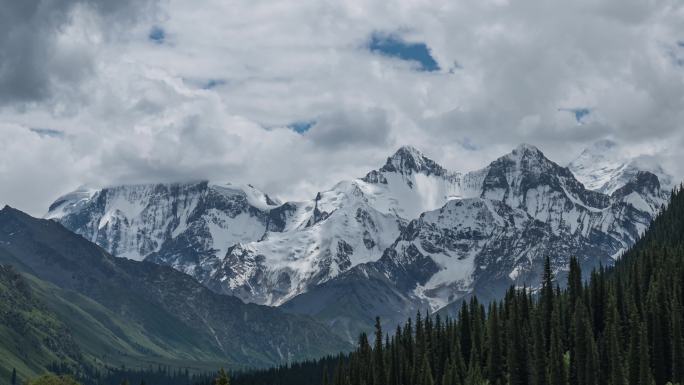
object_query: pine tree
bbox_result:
[542,256,555,351]
[602,291,625,385]
[571,301,590,385]
[486,302,504,385]
[333,358,346,385]
[450,333,467,385]
[373,317,386,385]
[11,368,16,385]
[214,368,230,385]
[672,297,684,385]
[358,332,373,385]
[507,295,529,385]
[647,281,669,385]
[638,322,654,385]
[469,299,484,369]
[323,365,330,385]
[568,257,583,311]
[463,356,483,385]
[584,326,599,385]
[441,358,454,385]
[548,306,567,385]
[627,302,641,385]
[419,352,434,385]
[532,311,548,385]
[459,303,471,368]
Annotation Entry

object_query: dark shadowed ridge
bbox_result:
[0,206,351,369]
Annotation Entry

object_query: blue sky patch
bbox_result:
[149,26,166,44]
[29,128,64,138]
[288,121,315,134]
[368,32,440,72]
[203,79,226,89]
[460,137,479,151]
[559,107,591,124]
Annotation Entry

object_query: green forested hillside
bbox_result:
[0,265,233,385]
[0,266,81,384]
[231,186,684,385]
[0,206,350,384]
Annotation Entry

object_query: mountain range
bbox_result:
[45,140,672,338]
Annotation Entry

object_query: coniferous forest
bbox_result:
[225,185,684,385]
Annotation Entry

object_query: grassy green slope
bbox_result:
[0,266,250,385]
[27,274,229,369]
[0,206,350,381]
[0,266,81,383]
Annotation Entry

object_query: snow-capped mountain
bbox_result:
[389,145,668,297]
[283,144,670,336]
[46,181,282,266]
[197,182,403,305]
[199,146,483,305]
[46,143,670,325]
[568,139,673,194]
[46,147,472,306]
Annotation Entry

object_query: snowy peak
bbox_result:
[364,145,449,183]
[383,145,446,175]
[510,142,544,157]
[568,139,627,193]
[568,140,673,195]
[45,186,98,219]
[356,147,468,219]
[45,181,279,262]
[480,143,609,209]
[480,143,575,197]
[498,143,559,174]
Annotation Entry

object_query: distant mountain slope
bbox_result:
[0,206,350,370]
[0,265,81,383]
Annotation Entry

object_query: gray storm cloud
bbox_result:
[0,0,157,104]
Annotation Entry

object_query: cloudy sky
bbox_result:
[1,0,683,216]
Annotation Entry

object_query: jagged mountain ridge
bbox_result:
[281,144,669,336]
[46,143,670,314]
